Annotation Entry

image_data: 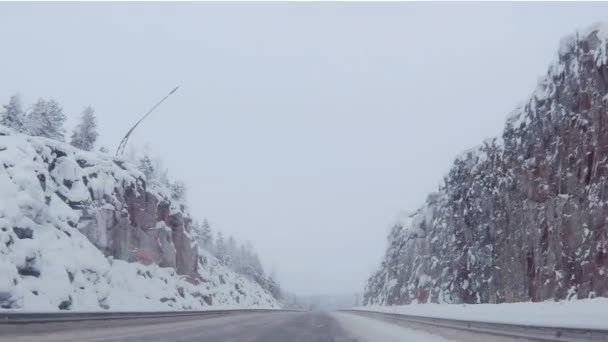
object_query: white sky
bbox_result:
[0,2,606,296]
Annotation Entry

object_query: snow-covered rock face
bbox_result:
[365,24,608,306]
[0,128,279,310]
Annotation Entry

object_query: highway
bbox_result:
[4,311,357,342]
[2,310,607,342]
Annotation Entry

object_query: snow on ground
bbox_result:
[333,312,455,342]
[358,298,608,329]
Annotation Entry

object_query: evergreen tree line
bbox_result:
[196,218,265,279]
[135,151,280,297]
[195,218,281,298]
[1,93,99,151]
[134,149,187,202]
[1,94,184,200]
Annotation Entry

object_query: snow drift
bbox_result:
[359,298,608,330]
[0,126,279,310]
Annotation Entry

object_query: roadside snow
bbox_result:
[333,312,455,342]
[358,298,608,329]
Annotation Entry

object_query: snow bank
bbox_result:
[359,298,608,329]
[0,125,279,311]
[333,312,453,342]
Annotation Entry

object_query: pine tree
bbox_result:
[240,242,264,280]
[26,98,67,140]
[170,180,186,201]
[191,220,202,246]
[199,219,214,251]
[1,94,25,131]
[70,106,98,151]
[138,154,155,180]
[250,251,264,278]
[215,231,226,262]
[151,154,170,186]
[158,168,170,187]
[237,244,248,273]
[226,236,237,269]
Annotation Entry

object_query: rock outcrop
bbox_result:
[77,164,199,281]
[364,23,608,305]
[0,127,279,310]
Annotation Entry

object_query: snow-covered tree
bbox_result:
[238,241,265,280]
[157,168,170,187]
[199,219,214,251]
[249,251,264,278]
[170,180,186,201]
[215,231,226,262]
[70,106,98,151]
[150,153,169,186]
[138,154,155,180]
[1,94,25,131]
[226,236,238,268]
[26,98,67,140]
[99,146,109,154]
[234,244,250,274]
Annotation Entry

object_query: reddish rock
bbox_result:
[365,25,608,305]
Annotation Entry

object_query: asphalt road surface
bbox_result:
[0,312,353,342]
[0,311,454,342]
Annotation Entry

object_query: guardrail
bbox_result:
[0,309,289,324]
[343,310,608,342]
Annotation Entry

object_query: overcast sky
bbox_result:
[0,3,606,296]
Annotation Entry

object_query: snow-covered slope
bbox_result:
[365,23,608,305]
[0,126,279,310]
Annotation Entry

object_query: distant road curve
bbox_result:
[343,309,608,342]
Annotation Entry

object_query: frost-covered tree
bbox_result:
[70,106,98,151]
[215,231,226,262]
[199,219,214,251]
[157,168,170,187]
[138,154,155,180]
[136,150,175,192]
[99,146,109,154]
[26,98,67,140]
[191,220,202,246]
[238,242,264,280]
[249,252,264,278]
[236,244,248,273]
[170,180,186,201]
[226,236,238,269]
[150,154,169,186]
[1,94,25,131]
[202,229,281,298]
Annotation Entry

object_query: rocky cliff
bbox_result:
[0,126,279,310]
[364,23,608,305]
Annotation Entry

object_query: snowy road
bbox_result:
[0,311,455,342]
